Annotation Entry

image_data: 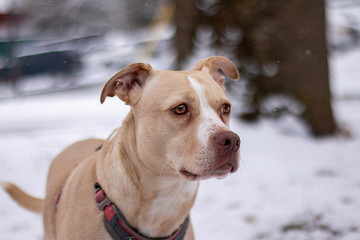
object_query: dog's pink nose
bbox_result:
[215,132,240,153]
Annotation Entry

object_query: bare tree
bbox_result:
[174,0,337,136]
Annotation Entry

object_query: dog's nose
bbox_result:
[215,132,240,153]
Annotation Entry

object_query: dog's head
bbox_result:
[101,56,240,181]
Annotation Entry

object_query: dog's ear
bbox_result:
[100,63,153,104]
[193,56,239,90]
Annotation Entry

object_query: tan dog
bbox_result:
[2,56,240,240]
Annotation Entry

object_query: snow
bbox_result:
[331,50,360,100]
[1,7,360,240]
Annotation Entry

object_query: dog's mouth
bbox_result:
[180,162,236,181]
[180,169,199,180]
[210,163,236,179]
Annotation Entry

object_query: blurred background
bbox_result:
[0,0,359,136]
[0,0,360,239]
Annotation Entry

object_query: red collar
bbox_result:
[94,182,189,240]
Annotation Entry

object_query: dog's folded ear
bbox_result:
[193,56,239,90]
[100,63,153,104]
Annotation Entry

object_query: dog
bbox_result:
[1,56,240,240]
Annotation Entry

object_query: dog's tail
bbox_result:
[1,181,43,213]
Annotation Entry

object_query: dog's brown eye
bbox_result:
[173,104,187,115]
[221,104,231,114]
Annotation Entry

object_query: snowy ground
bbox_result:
[0,46,360,240]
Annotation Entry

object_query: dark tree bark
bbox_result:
[173,0,200,69]
[173,0,337,136]
[278,0,337,136]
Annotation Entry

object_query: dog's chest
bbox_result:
[151,181,197,216]
[138,180,198,236]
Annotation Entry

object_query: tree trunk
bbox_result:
[272,0,337,136]
[173,0,338,136]
[173,0,199,69]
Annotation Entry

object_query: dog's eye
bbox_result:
[221,104,231,114]
[173,104,188,115]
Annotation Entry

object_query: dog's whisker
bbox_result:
[159,157,173,177]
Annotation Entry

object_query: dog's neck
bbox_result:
[96,112,199,238]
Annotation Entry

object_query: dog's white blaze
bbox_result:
[187,76,228,147]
